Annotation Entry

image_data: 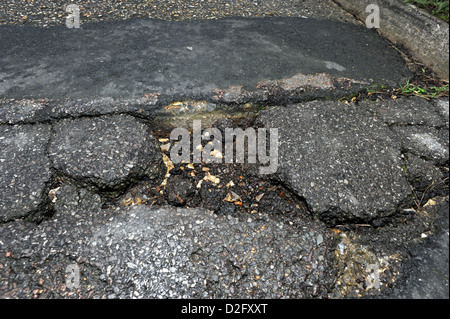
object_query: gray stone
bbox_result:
[0,124,52,222]
[49,114,165,193]
[404,155,444,186]
[391,125,449,165]
[52,183,104,214]
[258,100,412,223]
[362,97,445,127]
[434,99,449,128]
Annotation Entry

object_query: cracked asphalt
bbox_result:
[0,0,449,300]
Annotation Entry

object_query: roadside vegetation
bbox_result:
[340,40,449,104]
[404,0,449,22]
[397,79,449,99]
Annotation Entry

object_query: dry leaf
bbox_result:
[255,193,265,202]
[160,143,171,152]
[210,149,223,159]
[226,180,235,188]
[224,191,242,203]
[160,153,174,187]
[423,198,437,207]
[195,144,203,151]
[203,172,220,184]
[122,197,133,206]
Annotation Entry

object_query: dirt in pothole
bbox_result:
[115,131,449,224]
[119,158,312,227]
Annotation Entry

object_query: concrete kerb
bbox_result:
[332,0,449,80]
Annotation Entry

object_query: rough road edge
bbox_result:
[332,0,449,80]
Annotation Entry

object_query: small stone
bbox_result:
[317,234,324,245]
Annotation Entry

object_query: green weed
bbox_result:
[398,79,449,99]
[404,0,449,22]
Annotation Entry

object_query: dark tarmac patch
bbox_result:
[1,17,411,102]
[388,197,449,299]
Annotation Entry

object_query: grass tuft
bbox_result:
[397,79,449,99]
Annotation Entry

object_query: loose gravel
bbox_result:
[0,0,358,27]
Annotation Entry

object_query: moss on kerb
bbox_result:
[366,83,389,94]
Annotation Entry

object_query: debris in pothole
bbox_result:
[331,196,449,298]
[203,172,221,185]
[332,229,403,298]
[160,153,175,187]
[224,191,242,203]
